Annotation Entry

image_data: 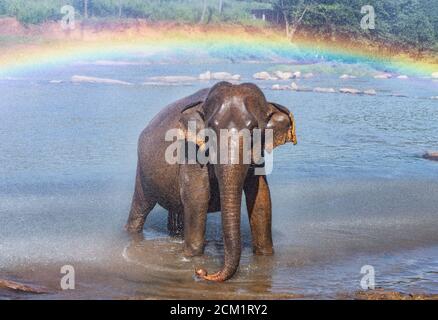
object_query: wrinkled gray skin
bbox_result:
[125,82,297,281]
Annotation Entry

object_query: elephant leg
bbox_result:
[180,164,210,257]
[125,164,157,234]
[244,173,274,255]
[168,209,184,237]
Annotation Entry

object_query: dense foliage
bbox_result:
[0,0,436,52]
[0,0,270,24]
[272,0,437,53]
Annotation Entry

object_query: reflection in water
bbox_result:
[120,236,278,299]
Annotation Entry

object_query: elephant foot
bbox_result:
[253,247,274,256]
[124,225,144,242]
[183,245,204,257]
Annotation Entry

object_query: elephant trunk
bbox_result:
[196,163,249,281]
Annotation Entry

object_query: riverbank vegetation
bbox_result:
[0,0,436,56]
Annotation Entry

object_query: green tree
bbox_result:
[270,0,314,39]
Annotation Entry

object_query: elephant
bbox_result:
[125,81,297,281]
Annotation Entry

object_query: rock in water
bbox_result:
[423,152,438,161]
[431,72,438,79]
[340,74,356,79]
[374,73,392,79]
[340,88,361,94]
[292,71,301,78]
[397,75,409,79]
[211,72,240,81]
[253,71,276,80]
[199,71,240,81]
[313,87,336,93]
[271,84,289,90]
[0,279,48,294]
[363,89,377,95]
[71,75,132,85]
[273,71,293,80]
[199,71,211,80]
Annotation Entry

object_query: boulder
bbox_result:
[290,82,299,91]
[423,152,438,161]
[363,89,377,95]
[211,72,241,81]
[292,71,301,78]
[253,71,276,80]
[72,75,132,85]
[340,74,356,79]
[199,71,211,80]
[273,70,293,80]
[271,84,290,90]
[339,88,361,94]
[374,73,392,79]
[303,73,314,78]
[313,87,336,93]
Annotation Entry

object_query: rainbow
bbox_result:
[0,24,437,77]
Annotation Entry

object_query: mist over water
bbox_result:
[0,62,437,298]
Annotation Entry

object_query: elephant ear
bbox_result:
[266,102,297,151]
[178,101,206,150]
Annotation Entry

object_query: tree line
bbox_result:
[0,0,436,53]
[271,0,437,54]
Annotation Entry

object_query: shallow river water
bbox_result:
[0,62,437,299]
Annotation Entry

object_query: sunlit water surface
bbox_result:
[0,62,437,299]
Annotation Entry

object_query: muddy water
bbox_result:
[0,62,437,299]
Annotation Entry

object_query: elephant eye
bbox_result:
[245,119,256,129]
[267,112,275,122]
[196,111,205,121]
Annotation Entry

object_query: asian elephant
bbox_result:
[125,81,297,281]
